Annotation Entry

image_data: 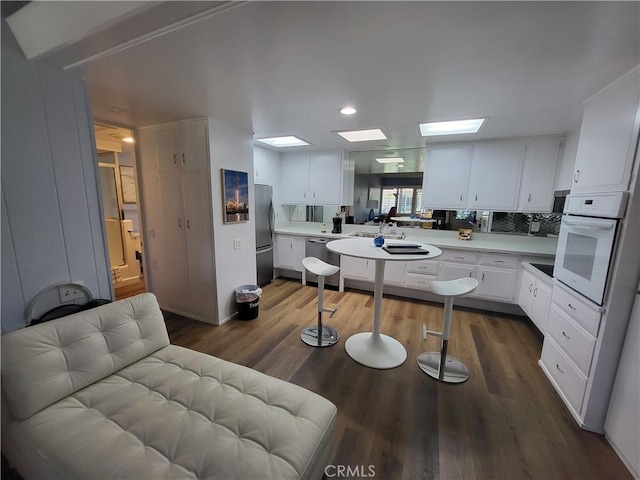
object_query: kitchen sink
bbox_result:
[348,231,406,240]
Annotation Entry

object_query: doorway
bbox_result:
[94,123,146,299]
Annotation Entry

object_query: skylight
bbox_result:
[256,136,310,147]
[419,118,486,136]
[375,157,405,164]
[336,129,387,142]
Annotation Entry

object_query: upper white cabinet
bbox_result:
[468,141,525,211]
[280,151,352,205]
[571,67,640,194]
[280,152,310,204]
[555,130,579,192]
[518,138,562,212]
[422,145,473,209]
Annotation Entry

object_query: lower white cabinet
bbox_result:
[540,282,602,427]
[341,256,375,282]
[439,263,476,281]
[384,261,406,286]
[518,268,553,333]
[476,266,518,302]
[274,235,305,272]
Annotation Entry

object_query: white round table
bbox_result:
[327,238,442,369]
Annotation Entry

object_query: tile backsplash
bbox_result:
[490,212,561,236]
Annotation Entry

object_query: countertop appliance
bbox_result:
[332,216,342,234]
[255,184,274,286]
[305,238,340,287]
[553,191,627,305]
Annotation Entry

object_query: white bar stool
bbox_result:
[417,277,478,383]
[301,257,340,347]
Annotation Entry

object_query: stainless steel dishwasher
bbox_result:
[305,237,340,287]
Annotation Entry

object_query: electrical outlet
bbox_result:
[58,285,84,302]
[233,238,242,250]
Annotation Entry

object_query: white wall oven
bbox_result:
[554,192,628,305]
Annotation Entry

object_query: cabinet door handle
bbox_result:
[529,283,533,293]
[562,331,571,340]
[555,364,564,374]
[567,303,577,311]
[495,260,504,264]
[304,192,306,198]
[178,219,182,228]
[481,273,485,281]
[173,154,177,164]
[182,153,186,164]
[459,194,463,201]
[475,194,478,201]
[468,272,472,277]
[533,287,538,297]
[573,169,580,183]
[187,219,191,229]
[454,256,464,260]
[528,193,532,202]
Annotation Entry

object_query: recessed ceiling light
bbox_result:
[340,106,357,115]
[375,157,404,164]
[256,136,310,147]
[336,129,387,142]
[419,118,486,136]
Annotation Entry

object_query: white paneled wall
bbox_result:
[1,28,111,332]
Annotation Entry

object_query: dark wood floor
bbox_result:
[164,278,631,480]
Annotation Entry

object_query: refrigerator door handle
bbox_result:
[269,199,275,238]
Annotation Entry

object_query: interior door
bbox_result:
[98,162,125,267]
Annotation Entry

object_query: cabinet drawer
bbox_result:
[406,260,439,275]
[405,273,437,291]
[478,253,519,269]
[552,285,602,336]
[440,250,477,264]
[541,337,588,414]
[546,305,596,376]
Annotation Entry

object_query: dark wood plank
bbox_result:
[163,278,633,480]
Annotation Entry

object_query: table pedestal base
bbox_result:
[344,332,407,369]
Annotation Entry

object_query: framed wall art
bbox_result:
[222,169,249,223]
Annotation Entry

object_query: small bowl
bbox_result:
[373,234,385,247]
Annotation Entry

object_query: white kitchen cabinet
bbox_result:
[280,151,348,205]
[384,261,406,286]
[467,141,525,211]
[421,145,473,209]
[539,282,603,427]
[519,138,562,212]
[274,235,305,272]
[518,268,552,333]
[309,152,342,204]
[341,256,374,282]
[555,130,579,192]
[254,146,278,186]
[280,153,310,204]
[476,266,518,302]
[438,263,476,282]
[571,66,640,194]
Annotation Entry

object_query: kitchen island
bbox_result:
[273,222,557,316]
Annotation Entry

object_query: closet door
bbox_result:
[158,173,189,311]
[182,172,215,318]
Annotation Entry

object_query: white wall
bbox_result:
[209,119,256,323]
[1,27,112,332]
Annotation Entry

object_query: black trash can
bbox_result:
[235,285,262,320]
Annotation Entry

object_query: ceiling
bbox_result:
[9,2,640,168]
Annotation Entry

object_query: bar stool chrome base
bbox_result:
[417,351,469,383]
[301,326,339,347]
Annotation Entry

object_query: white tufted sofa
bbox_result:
[1,293,337,479]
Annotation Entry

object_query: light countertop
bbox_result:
[274,222,558,257]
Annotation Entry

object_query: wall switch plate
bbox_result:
[58,285,84,302]
[233,238,242,250]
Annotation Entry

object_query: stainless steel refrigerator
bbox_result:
[255,184,274,285]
